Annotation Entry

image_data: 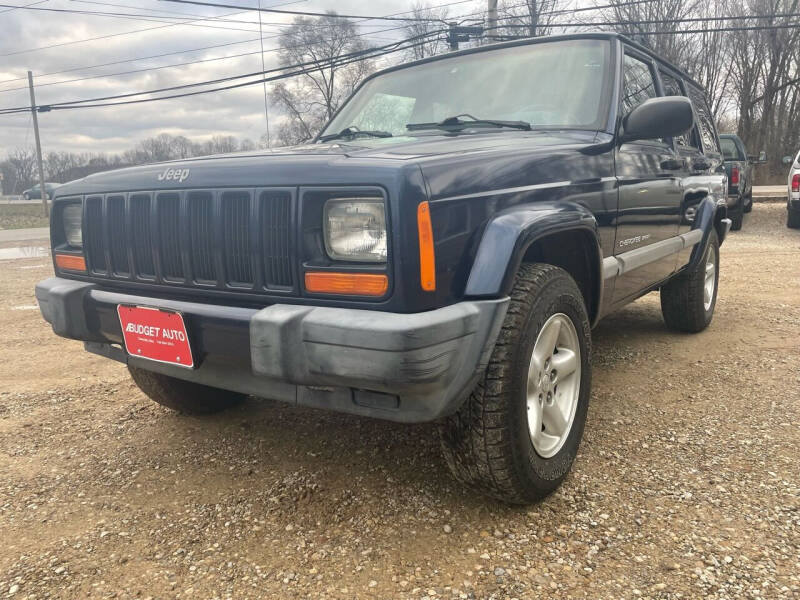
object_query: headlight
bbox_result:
[62,204,83,247]
[324,198,387,262]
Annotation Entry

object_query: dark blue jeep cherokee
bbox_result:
[36,33,731,503]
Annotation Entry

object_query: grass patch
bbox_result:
[0,204,51,230]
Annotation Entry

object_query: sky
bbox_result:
[0,0,486,156]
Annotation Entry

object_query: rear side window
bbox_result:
[658,70,696,148]
[621,54,657,116]
[687,86,720,154]
[720,137,742,160]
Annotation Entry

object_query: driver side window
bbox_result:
[621,53,657,117]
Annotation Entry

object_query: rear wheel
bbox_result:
[660,230,719,332]
[128,366,245,414]
[730,206,743,231]
[439,264,591,504]
[788,207,800,229]
[743,191,753,213]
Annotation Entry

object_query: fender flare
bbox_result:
[689,196,730,269]
[464,202,602,317]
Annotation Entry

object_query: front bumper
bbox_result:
[35,277,508,422]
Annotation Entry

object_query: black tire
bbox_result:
[730,208,743,231]
[128,365,245,414]
[439,264,591,504]
[743,192,753,213]
[660,230,719,333]
[788,208,800,229]
[22,193,29,201]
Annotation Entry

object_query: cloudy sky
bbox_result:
[0,0,486,156]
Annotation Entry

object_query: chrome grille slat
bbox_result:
[85,196,106,274]
[130,194,155,277]
[189,191,215,283]
[157,193,183,281]
[222,191,253,287]
[107,195,129,275]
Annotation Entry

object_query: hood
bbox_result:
[53,129,605,198]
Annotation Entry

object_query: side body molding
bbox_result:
[464,201,601,298]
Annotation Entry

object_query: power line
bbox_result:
[0,21,424,93]
[0,0,472,77]
[70,0,307,26]
[0,3,264,32]
[490,22,800,40]
[0,30,445,114]
[0,0,308,57]
[487,12,800,29]
[2,1,372,31]
[21,33,444,112]
[0,0,45,14]
[158,0,445,22]
[0,7,252,56]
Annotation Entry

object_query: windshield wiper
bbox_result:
[406,113,531,132]
[318,126,392,143]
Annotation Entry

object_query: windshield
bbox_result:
[720,137,742,160]
[320,39,612,139]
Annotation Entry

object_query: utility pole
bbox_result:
[257,0,271,149]
[27,71,48,217]
[487,0,498,42]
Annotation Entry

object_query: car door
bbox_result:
[612,50,683,304]
[656,69,708,270]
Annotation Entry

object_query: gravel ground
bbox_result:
[0,203,798,600]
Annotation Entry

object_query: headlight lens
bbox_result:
[324,198,387,262]
[62,204,83,247]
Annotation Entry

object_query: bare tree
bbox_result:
[400,1,449,60]
[7,148,36,192]
[196,135,239,155]
[269,13,375,145]
[594,0,699,64]
[727,0,800,180]
[495,0,565,39]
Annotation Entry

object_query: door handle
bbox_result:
[660,158,684,171]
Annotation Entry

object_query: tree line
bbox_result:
[0,134,261,195]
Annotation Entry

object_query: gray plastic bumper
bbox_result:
[35,277,509,422]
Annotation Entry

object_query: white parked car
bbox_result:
[783,151,800,228]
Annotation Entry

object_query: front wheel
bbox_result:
[22,193,29,201]
[660,230,719,332]
[439,264,591,504]
[128,366,245,414]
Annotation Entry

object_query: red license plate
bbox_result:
[117,305,194,368]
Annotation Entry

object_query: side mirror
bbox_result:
[783,155,794,165]
[619,96,694,144]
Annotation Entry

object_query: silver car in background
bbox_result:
[783,151,800,228]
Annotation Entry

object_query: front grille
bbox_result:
[82,188,295,294]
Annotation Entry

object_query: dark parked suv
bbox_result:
[719,133,765,230]
[36,33,730,504]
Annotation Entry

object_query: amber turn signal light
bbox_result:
[305,272,388,296]
[417,201,436,291]
[55,253,87,272]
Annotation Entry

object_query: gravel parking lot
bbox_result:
[1,203,798,600]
